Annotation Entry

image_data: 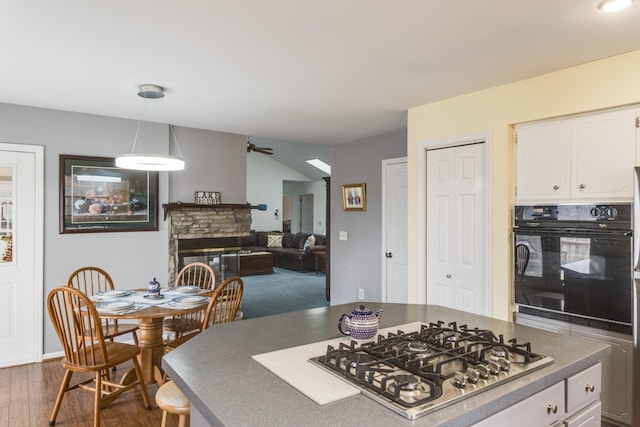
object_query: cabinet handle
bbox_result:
[579,184,586,190]
[585,384,595,392]
[446,274,452,278]
[546,404,558,414]
[553,185,559,190]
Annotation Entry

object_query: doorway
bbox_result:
[0,143,43,367]
[300,194,314,232]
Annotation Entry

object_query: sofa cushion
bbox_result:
[288,232,309,249]
[281,232,294,248]
[267,233,283,248]
[257,231,268,247]
[238,230,257,247]
[314,234,326,245]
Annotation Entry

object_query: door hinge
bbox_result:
[636,116,639,128]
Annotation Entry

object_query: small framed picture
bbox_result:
[342,183,366,211]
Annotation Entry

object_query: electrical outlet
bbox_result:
[339,231,348,241]
[358,288,364,300]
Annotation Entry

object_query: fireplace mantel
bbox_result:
[162,202,259,221]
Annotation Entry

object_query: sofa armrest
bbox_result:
[305,245,326,255]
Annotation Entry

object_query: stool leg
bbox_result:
[179,414,190,427]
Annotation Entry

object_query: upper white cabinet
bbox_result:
[516,108,637,203]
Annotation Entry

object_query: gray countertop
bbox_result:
[162,303,610,427]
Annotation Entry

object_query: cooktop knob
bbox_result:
[452,372,467,388]
[476,365,490,379]
[487,360,500,375]
[466,368,480,383]
[497,357,510,372]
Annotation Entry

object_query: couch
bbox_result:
[238,231,326,273]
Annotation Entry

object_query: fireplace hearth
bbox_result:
[164,203,252,284]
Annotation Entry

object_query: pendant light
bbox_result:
[115,84,185,171]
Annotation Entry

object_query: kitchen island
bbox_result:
[162,303,610,426]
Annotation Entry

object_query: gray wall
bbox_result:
[0,103,246,354]
[330,130,407,305]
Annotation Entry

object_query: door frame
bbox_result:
[381,157,407,302]
[0,142,44,364]
[416,131,492,313]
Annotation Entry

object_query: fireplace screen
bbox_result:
[177,237,241,286]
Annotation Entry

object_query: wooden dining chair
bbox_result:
[67,266,139,345]
[174,261,216,290]
[163,262,216,338]
[46,286,151,427]
[165,276,244,351]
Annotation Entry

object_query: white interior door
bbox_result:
[426,143,487,315]
[0,144,43,367]
[382,158,408,303]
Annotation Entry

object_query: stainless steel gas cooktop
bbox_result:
[309,321,554,420]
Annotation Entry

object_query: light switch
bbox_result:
[339,231,348,241]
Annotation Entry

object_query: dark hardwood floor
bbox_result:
[0,358,162,426]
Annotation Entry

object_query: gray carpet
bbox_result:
[240,268,329,319]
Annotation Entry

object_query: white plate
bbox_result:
[173,295,207,306]
[96,289,131,298]
[97,301,135,312]
[173,286,201,294]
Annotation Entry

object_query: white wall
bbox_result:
[330,130,407,305]
[246,153,316,231]
[283,180,327,235]
[0,102,247,353]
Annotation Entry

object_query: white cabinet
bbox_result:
[564,401,601,427]
[473,364,602,426]
[473,380,565,427]
[570,326,633,425]
[516,313,633,425]
[566,363,601,414]
[516,108,637,203]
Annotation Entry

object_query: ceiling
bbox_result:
[2,1,640,146]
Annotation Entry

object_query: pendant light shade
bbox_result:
[115,84,185,171]
[115,153,185,171]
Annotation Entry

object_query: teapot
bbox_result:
[338,305,383,341]
[147,277,161,298]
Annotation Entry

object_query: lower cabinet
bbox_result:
[517,313,633,425]
[473,363,601,427]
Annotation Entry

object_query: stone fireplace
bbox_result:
[164,203,252,284]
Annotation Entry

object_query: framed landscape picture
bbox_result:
[59,154,159,233]
[342,183,366,211]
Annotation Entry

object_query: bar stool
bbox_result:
[156,381,190,427]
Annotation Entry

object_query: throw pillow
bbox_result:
[303,234,316,249]
[267,233,283,248]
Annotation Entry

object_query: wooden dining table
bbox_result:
[96,289,211,384]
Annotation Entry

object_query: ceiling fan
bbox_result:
[246,138,274,155]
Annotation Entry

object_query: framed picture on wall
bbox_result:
[59,154,159,233]
[341,183,366,211]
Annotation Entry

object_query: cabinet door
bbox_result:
[572,109,636,200]
[566,363,601,414]
[570,328,633,425]
[473,381,565,426]
[564,401,601,427]
[516,121,571,201]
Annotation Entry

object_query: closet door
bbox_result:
[426,143,487,315]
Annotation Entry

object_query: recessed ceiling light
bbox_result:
[598,0,633,12]
[306,159,331,175]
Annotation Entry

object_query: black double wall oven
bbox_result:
[513,204,633,335]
